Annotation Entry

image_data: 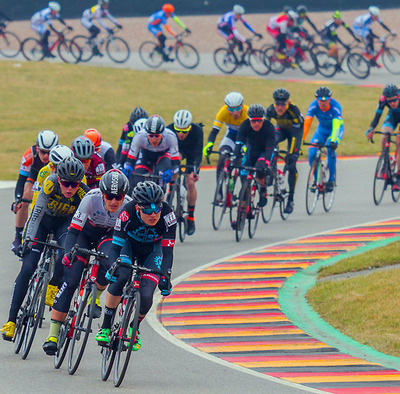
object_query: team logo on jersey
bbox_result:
[164,211,177,227]
[73,209,83,223]
[96,163,106,175]
[119,211,129,222]
[115,218,122,231]
[43,179,54,195]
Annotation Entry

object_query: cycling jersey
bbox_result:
[370,92,400,129]
[266,103,304,130]
[85,152,106,189]
[382,101,400,131]
[304,98,343,132]
[320,19,357,45]
[81,4,118,30]
[147,9,186,37]
[217,11,254,43]
[353,13,381,31]
[97,140,116,171]
[267,14,293,35]
[31,7,59,27]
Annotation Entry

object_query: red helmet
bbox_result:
[162,3,175,13]
[84,128,102,148]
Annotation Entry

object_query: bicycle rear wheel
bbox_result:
[264,46,285,74]
[71,35,94,62]
[54,319,71,369]
[176,43,199,69]
[248,185,261,239]
[21,37,44,61]
[68,283,96,375]
[139,41,163,68]
[382,47,400,75]
[57,39,81,63]
[235,182,250,242]
[213,47,237,74]
[106,36,130,63]
[373,155,389,206]
[0,31,20,58]
[296,48,318,75]
[279,168,290,221]
[323,171,336,212]
[315,51,338,78]
[306,162,319,215]
[347,53,370,79]
[212,173,229,230]
[114,292,140,387]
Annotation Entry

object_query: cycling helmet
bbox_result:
[273,88,290,102]
[132,181,165,205]
[98,0,109,5]
[247,104,266,119]
[144,115,165,135]
[224,91,244,107]
[333,10,342,19]
[173,109,192,129]
[315,86,332,100]
[71,136,95,160]
[57,157,85,182]
[133,118,147,134]
[129,106,149,125]
[162,4,175,13]
[37,130,59,151]
[283,6,293,14]
[233,4,245,15]
[296,5,307,15]
[49,145,73,166]
[99,169,129,196]
[48,1,61,12]
[368,6,380,16]
[382,83,398,98]
[84,128,102,148]
[287,10,299,21]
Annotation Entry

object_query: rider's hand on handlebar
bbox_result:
[62,252,73,268]
[391,31,397,37]
[158,274,172,296]
[203,142,214,158]
[67,26,73,31]
[329,141,338,151]
[366,127,374,141]
[254,32,262,39]
[185,28,191,34]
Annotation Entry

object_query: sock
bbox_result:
[48,319,62,340]
[188,205,195,219]
[102,307,116,329]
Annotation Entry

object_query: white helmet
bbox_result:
[224,91,244,108]
[36,130,59,151]
[98,0,110,5]
[49,145,74,166]
[48,2,61,12]
[368,6,380,16]
[233,4,245,15]
[133,118,147,134]
[287,10,299,21]
[173,110,192,129]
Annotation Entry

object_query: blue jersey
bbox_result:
[306,98,343,127]
[148,10,171,27]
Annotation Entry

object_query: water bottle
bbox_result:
[180,185,186,206]
[229,177,235,193]
[278,169,285,188]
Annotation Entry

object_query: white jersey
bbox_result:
[31,7,59,26]
[98,140,113,161]
[70,188,132,231]
[81,5,117,30]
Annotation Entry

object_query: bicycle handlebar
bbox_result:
[70,244,108,260]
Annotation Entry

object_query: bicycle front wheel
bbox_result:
[212,173,229,230]
[296,48,318,75]
[213,48,237,74]
[261,176,276,224]
[176,43,199,69]
[54,319,71,369]
[248,185,261,239]
[71,35,94,62]
[0,31,21,58]
[347,53,370,79]
[264,46,285,74]
[315,51,338,78]
[68,283,96,375]
[323,171,336,212]
[21,37,44,61]
[248,49,270,75]
[14,306,28,355]
[382,47,400,75]
[106,36,130,63]
[306,162,319,215]
[139,41,163,68]
[235,182,250,242]
[373,155,389,206]
[57,39,81,63]
[391,159,400,202]
[114,292,140,387]
[279,168,290,221]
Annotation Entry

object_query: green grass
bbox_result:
[0,60,383,180]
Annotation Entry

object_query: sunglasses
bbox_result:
[227,105,243,112]
[138,205,162,215]
[39,149,50,155]
[60,180,80,188]
[250,118,263,123]
[79,158,91,164]
[317,97,330,102]
[387,97,399,103]
[274,101,287,107]
[104,194,124,201]
[148,134,162,139]
[175,125,191,133]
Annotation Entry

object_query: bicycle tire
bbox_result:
[261,175,276,224]
[229,171,240,224]
[68,283,96,375]
[71,35,94,62]
[57,39,81,64]
[347,52,370,79]
[178,217,187,243]
[323,169,336,213]
[296,47,318,75]
[235,182,250,242]
[305,162,319,215]
[139,41,163,68]
[175,42,199,69]
[212,172,229,230]
[14,307,28,355]
[391,159,400,202]
[54,321,70,369]
[166,182,186,242]
[373,155,389,206]
[0,31,20,58]
[381,47,400,75]
[248,49,270,75]
[114,291,140,387]
[315,51,338,78]
[263,46,285,74]
[21,37,44,61]
[213,47,237,74]
[279,167,290,221]
[106,36,130,64]
[248,184,260,239]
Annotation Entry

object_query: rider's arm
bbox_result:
[104,9,118,26]
[165,24,177,37]
[103,147,116,171]
[161,204,177,273]
[379,20,392,33]
[303,116,314,141]
[305,16,320,34]
[240,17,255,34]
[14,174,28,200]
[192,124,204,168]
[172,15,187,30]
[330,117,344,143]
[343,22,359,41]
[370,97,387,129]
[124,133,141,168]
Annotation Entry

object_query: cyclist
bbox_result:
[81,0,122,57]
[30,1,73,58]
[43,169,131,355]
[95,181,176,350]
[11,130,59,255]
[232,104,275,210]
[266,88,303,214]
[353,6,395,59]
[1,157,88,341]
[217,5,262,51]
[147,3,191,62]
[84,128,116,171]
[116,106,149,165]
[303,86,344,193]
[71,135,106,189]
[203,92,249,184]
[320,11,361,67]
[167,110,203,236]
[295,5,319,36]
[123,115,180,192]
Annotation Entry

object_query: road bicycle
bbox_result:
[100,259,169,387]
[21,27,81,63]
[0,21,21,58]
[166,164,198,242]
[371,131,400,205]
[139,31,199,69]
[54,246,108,373]
[213,35,270,76]
[303,142,337,215]
[13,236,62,360]
[71,26,130,64]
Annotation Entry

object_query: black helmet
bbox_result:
[247,104,266,119]
[144,115,165,135]
[129,106,149,125]
[273,88,290,102]
[382,83,398,98]
[71,136,94,160]
[57,157,85,182]
[132,181,164,205]
[296,4,307,15]
[99,169,129,196]
[315,86,332,100]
